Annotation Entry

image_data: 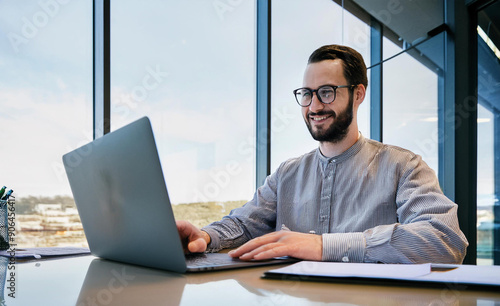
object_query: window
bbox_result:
[477,0,500,265]
[3,1,489,260]
[270,0,370,171]
[382,36,441,175]
[110,0,256,228]
[477,104,495,264]
[0,1,93,247]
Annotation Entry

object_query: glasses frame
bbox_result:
[293,84,356,107]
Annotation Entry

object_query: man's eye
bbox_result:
[319,90,334,97]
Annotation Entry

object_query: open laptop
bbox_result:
[63,116,296,273]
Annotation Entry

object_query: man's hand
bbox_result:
[176,220,211,254]
[228,231,322,261]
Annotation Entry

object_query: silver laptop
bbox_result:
[63,116,296,273]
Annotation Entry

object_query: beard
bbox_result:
[304,94,354,143]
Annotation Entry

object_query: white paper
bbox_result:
[420,264,500,286]
[267,262,500,287]
[268,261,432,279]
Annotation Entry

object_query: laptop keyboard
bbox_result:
[185,252,238,267]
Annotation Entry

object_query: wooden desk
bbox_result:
[4,255,500,305]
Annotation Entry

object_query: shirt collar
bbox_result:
[316,133,366,164]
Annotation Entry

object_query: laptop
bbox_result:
[63,116,296,273]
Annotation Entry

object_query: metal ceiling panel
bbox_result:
[352,0,444,44]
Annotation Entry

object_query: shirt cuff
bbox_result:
[322,232,366,262]
[201,227,221,252]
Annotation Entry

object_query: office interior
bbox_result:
[0,0,499,269]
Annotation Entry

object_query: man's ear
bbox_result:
[354,84,366,106]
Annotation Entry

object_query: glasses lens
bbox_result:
[318,86,335,103]
[295,88,311,106]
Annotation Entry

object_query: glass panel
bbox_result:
[382,35,442,175]
[477,104,495,264]
[477,0,500,265]
[271,0,370,171]
[111,0,256,228]
[378,0,444,61]
[0,1,93,247]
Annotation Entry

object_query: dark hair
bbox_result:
[308,45,368,89]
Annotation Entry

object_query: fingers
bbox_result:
[176,220,194,237]
[239,243,289,261]
[176,220,208,254]
[228,231,283,258]
[188,237,207,253]
[229,231,322,261]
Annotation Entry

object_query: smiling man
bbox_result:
[177,44,468,264]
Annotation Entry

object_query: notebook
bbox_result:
[63,116,296,273]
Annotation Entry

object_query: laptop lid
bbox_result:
[63,117,297,273]
[63,117,188,273]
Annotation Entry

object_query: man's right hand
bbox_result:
[176,220,210,254]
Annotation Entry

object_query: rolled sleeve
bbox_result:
[322,232,366,262]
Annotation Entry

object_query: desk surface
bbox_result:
[3,255,500,305]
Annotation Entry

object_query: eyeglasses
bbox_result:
[293,85,356,107]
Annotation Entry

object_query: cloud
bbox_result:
[0,88,91,197]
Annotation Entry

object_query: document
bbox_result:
[264,261,500,289]
[421,264,500,287]
[266,261,431,279]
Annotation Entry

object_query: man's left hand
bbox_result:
[228,230,322,261]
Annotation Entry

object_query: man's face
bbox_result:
[301,59,354,143]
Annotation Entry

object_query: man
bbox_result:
[177,44,468,264]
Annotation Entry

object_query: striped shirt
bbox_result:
[202,134,468,264]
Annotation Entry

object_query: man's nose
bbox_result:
[309,92,325,113]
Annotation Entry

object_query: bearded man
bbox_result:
[177,44,468,264]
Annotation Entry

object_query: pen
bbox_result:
[0,186,6,199]
[1,189,13,201]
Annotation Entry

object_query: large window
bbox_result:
[3,1,493,264]
[110,0,256,228]
[0,1,92,247]
[477,0,500,265]
[477,103,495,264]
[382,36,441,174]
[270,0,370,171]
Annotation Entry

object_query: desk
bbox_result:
[3,255,500,305]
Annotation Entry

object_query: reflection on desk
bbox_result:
[3,255,500,305]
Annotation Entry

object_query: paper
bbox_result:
[422,264,500,286]
[268,261,431,279]
[266,261,500,288]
